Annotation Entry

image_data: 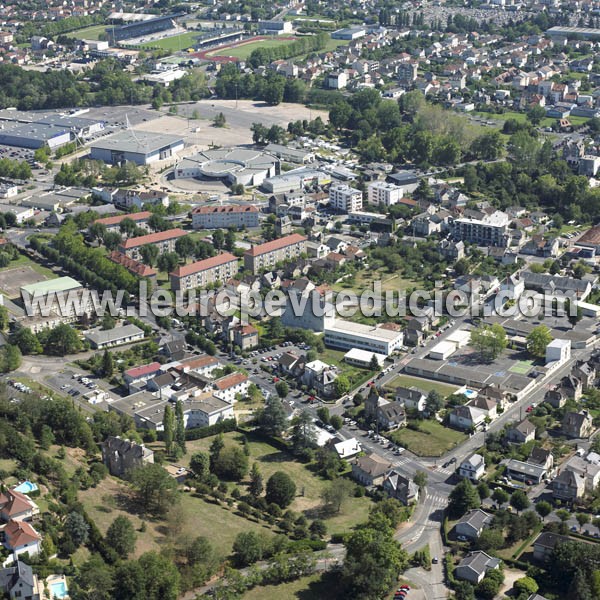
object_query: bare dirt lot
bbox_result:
[0,266,47,299]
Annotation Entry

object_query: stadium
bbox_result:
[173,147,279,187]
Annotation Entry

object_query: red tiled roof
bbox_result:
[244,234,307,258]
[214,372,248,390]
[4,519,41,549]
[124,362,161,379]
[94,211,152,227]
[193,205,258,214]
[177,355,219,371]
[0,489,35,518]
[170,252,238,278]
[120,228,187,249]
[108,251,157,277]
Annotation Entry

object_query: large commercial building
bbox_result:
[90,131,184,166]
[118,228,187,260]
[329,183,363,213]
[0,123,71,150]
[546,26,600,41]
[452,211,509,247]
[257,20,293,35]
[170,252,239,291]
[261,168,330,194]
[367,181,403,207]
[324,320,404,356]
[174,148,278,187]
[244,233,307,274]
[108,13,184,43]
[192,205,259,230]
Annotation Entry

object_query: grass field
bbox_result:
[473,110,590,129]
[386,374,458,397]
[207,38,298,60]
[180,432,373,532]
[318,347,376,390]
[70,24,107,40]
[136,31,199,51]
[387,419,466,457]
[243,573,338,599]
[332,269,417,295]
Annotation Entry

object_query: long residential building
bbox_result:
[92,211,152,234]
[118,228,187,260]
[244,233,307,274]
[324,320,404,356]
[329,183,363,213]
[452,211,509,247]
[192,205,259,230]
[170,252,239,291]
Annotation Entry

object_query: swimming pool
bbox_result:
[50,581,68,599]
[13,481,38,494]
[462,388,478,399]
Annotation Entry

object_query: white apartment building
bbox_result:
[329,184,363,213]
[324,320,404,356]
[367,181,403,207]
[452,211,510,247]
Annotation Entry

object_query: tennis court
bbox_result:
[509,360,533,374]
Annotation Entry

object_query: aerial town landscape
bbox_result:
[0,1,600,599]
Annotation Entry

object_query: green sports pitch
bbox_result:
[509,360,534,374]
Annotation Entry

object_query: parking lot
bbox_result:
[45,369,115,409]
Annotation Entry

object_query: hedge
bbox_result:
[156,418,237,442]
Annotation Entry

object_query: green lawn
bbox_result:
[243,573,339,599]
[387,420,467,457]
[208,37,298,60]
[136,31,200,51]
[0,252,56,278]
[473,109,590,129]
[318,347,376,390]
[385,375,458,397]
[180,432,373,532]
[70,24,107,40]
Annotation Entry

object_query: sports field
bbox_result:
[71,24,107,40]
[136,31,199,51]
[207,37,297,60]
[509,359,533,374]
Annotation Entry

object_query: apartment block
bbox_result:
[452,212,509,247]
[367,181,403,207]
[329,184,363,213]
[92,211,152,234]
[170,252,239,291]
[192,205,259,230]
[118,228,187,260]
[244,233,307,274]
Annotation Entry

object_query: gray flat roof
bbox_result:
[0,122,70,141]
[91,130,184,155]
[84,324,144,345]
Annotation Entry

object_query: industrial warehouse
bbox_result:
[89,130,185,165]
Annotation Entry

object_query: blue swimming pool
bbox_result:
[462,388,478,399]
[50,581,68,599]
[13,481,38,494]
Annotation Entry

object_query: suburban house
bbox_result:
[553,468,585,501]
[544,387,568,409]
[278,352,305,378]
[382,470,419,505]
[454,551,501,584]
[0,490,39,523]
[560,375,583,401]
[102,436,155,478]
[395,386,427,413]
[503,459,547,485]
[333,438,362,460]
[377,402,407,431]
[468,396,497,419]
[528,447,554,472]
[562,411,594,439]
[0,560,44,600]
[506,419,536,444]
[532,532,571,562]
[351,453,393,487]
[455,509,493,540]
[458,454,486,481]
[572,360,596,390]
[449,405,486,430]
[2,520,42,560]
[231,324,259,351]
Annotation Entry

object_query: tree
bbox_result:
[321,478,355,514]
[0,344,21,373]
[275,380,289,399]
[527,325,552,358]
[213,112,226,127]
[163,404,174,454]
[257,397,287,437]
[470,323,507,360]
[316,407,330,425]
[556,508,571,523]
[106,515,136,558]
[175,235,196,259]
[476,569,504,600]
[334,375,351,399]
[310,519,327,539]
[101,313,116,330]
[510,490,530,514]
[131,464,178,516]
[414,470,428,490]
[232,531,265,566]
[369,354,381,371]
[514,576,539,596]
[576,512,590,531]
[477,481,490,500]
[535,500,552,521]
[475,528,504,552]
[330,414,343,430]
[565,298,583,329]
[212,446,248,480]
[175,400,186,454]
[266,471,296,508]
[0,306,8,331]
[492,487,509,506]
[114,551,180,600]
[290,410,317,454]
[140,243,159,267]
[249,462,263,498]
[102,349,114,378]
[425,390,443,415]
[64,511,89,548]
[11,326,42,354]
[190,452,209,481]
[448,478,480,518]
[43,323,82,356]
[342,524,408,599]
[527,103,547,126]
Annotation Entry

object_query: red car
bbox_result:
[526,405,533,413]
